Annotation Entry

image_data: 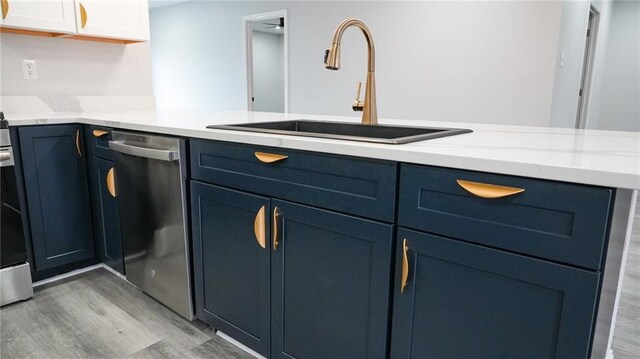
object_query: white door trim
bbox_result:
[242,9,289,113]
[575,5,600,129]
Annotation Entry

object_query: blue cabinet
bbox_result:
[85,125,114,161]
[398,164,613,270]
[188,140,612,358]
[390,228,600,359]
[271,200,393,359]
[84,126,123,274]
[190,140,397,222]
[88,157,124,274]
[191,182,271,356]
[19,125,94,271]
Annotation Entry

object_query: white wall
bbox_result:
[150,1,562,127]
[588,0,640,132]
[251,30,284,113]
[0,33,155,112]
[149,1,280,111]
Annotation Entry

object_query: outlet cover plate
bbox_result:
[21,59,38,80]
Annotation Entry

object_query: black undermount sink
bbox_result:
[207,120,472,144]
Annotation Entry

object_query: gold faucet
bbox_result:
[324,18,378,125]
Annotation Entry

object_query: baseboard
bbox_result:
[217,331,266,359]
[606,348,614,359]
[32,263,103,287]
[100,264,127,281]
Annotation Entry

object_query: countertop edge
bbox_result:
[8,115,640,190]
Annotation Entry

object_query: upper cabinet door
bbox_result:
[0,0,76,33]
[74,0,149,41]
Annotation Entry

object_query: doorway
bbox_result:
[243,10,288,113]
[575,5,600,129]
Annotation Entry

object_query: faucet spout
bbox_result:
[324,18,378,125]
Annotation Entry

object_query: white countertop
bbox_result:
[6,110,640,190]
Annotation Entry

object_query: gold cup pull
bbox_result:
[92,130,109,138]
[456,179,524,199]
[272,206,281,251]
[1,0,9,19]
[106,168,116,197]
[401,238,409,294]
[75,129,82,157]
[79,3,87,29]
[254,205,266,249]
[255,152,288,164]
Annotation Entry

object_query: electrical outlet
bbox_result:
[21,59,38,80]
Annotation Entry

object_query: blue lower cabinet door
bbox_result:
[93,158,124,274]
[271,200,394,359]
[191,182,271,357]
[19,125,94,270]
[391,228,600,359]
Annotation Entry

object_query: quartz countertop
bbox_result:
[7,110,640,189]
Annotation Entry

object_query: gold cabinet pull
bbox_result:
[272,206,281,251]
[1,0,9,19]
[255,151,288,164]
[79,3,87,29]
[401,238,409,294]
[254,205,266,249]
[92,130,109,138]
[106,168,116,197]
[456,179,524,199]
[75,129,82,157]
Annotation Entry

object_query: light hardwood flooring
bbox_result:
[1,200,639,359]
[0,268,252,359]
[612,199,640,359]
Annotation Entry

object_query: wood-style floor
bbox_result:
[0,268,252,359]
[1,199,638,359]
[612,199,640,359]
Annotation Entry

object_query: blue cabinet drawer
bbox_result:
[190,140,397,222]
[85,125,114,160]
[398,164,613,270]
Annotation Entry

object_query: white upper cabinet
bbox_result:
[0,0,77,33]
[74,0,149,41]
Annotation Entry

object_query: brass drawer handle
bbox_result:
[79,3,87,29]
[255,151,288,164]
[456,179,524,199]
[106,168,116,197]
[254,205,266,249]
[401,238,409,294]
[92,130,109,138]
[272,206,281,251]
[75,129,82,157]
[1,0,9,19]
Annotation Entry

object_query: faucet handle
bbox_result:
[352,81,364,112]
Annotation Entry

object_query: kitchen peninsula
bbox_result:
[6,110,640,359]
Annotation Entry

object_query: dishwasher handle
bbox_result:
[109,141,179,162]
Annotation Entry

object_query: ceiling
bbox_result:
[251,19,285,35]
[148,0,191,9]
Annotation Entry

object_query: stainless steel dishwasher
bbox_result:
[109,131,193,320]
